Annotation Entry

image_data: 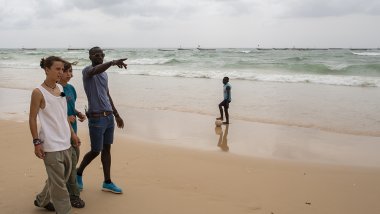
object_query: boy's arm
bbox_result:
[226,86,231,101]
[68,118,80,147]
[29,89,45,159]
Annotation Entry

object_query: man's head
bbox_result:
[89,46,104,65]
[223,76,229,84]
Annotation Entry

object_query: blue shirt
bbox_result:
[63,83,78,133]
[82,65,113,114]
[223,83,231,102]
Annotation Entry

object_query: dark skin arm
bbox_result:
[225,86,231,102]
[108,90,124,129]
[87,58,128,77]
[75,109,86,122]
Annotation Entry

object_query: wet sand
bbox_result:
[1,87,380,167]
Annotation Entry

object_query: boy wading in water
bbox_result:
[216,77,231,124]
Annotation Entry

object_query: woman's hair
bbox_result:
[63,61,78,72]
[63,61,72,72]
[40,56,65,69]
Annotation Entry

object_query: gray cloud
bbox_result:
[67,0,259,18]
[1,0,380,48]
[68,0,177,18]
[277,0,380,18]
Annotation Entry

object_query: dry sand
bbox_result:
[1,119,380,214]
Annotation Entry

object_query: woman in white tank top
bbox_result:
[29,56,81,214]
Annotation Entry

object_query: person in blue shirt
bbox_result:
[216,77,231,124]
[76,47,127,194]
[59,61,86,208]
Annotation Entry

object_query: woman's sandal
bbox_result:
[70,195,85,208]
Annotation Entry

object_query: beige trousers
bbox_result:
[36,148,72,214]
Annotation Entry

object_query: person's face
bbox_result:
[222,78,228,84]
[60,68,73,83]
[46,61,64,82]
[89,48,105,65]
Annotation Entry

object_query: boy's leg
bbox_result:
[35,180,51,207]
[66,147,80,197]
[217,101,224,120]
[224,106,229,124]
[224,101,230,124]
[44,150,72,214]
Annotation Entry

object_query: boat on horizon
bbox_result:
[257,48,272,50]
[196,45,216,51]
[67,48,85,50]
[158,49,176,51]
[349,48,369,51]
[197,48,216,51]
[21,48,37,50]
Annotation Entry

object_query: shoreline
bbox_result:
[2,72,379,137]
[0,86,380,168]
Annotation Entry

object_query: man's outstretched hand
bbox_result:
[112,58,128,69]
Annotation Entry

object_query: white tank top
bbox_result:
[37,85,71,152]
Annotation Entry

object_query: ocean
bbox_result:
[1,48,380,87]
[0,48,379,137]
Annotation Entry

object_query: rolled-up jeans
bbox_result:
[88,114,115,152]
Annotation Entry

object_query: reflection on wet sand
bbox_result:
[215,124,229,152]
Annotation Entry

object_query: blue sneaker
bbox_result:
[102,182,123,194]
[77,175,83,191]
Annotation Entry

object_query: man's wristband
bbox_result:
[33,138,43,146]
[110,60,116,66]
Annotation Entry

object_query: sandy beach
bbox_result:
[1,110,380,214]
[1,48,380,213]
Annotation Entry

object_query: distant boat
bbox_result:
[197,48,216,51]
[67,48,85,50]
[196,45,216,51]
[178,48,192,50]
[349,48,369,51]
[292,48,308,51]
[257,48,272,50]
[307,48,329,50]
[21,48,37,50]
[158,49,176,51]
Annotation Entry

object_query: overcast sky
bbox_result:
[1,0,379,48]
